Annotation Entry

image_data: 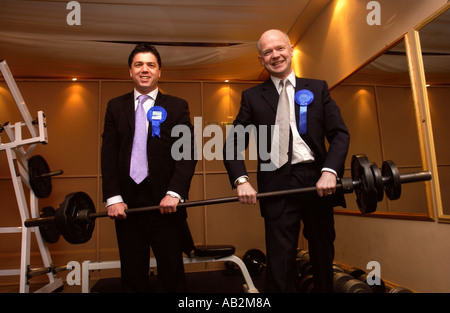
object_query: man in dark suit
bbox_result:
[101,44,197,292]
[223,30,350,292]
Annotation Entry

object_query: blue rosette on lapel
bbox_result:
[294,89,314,135]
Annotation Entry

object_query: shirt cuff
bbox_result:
[322,167,337,177]
[106,195,124,208]
[234,175,249,187]
[167,191,184,203]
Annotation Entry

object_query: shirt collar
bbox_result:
[270,70,296,91]
[134,87,159,101]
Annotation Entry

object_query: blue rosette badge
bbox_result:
[147,106,167,137]
[294,89,314,135]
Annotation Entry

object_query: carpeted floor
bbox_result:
[91,269,266,293]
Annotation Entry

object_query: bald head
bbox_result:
[256,29,294,79]
[257,29,291,55]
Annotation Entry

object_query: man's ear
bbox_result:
[258,55,264,67]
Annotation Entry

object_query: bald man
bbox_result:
[223,29,350,292]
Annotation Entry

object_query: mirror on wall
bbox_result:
[331,37,430,218]
[417,8,450,220]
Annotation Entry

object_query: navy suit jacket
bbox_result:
[223,77,350,219]
[101,90,197,218]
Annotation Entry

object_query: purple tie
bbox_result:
[130,94,151,184]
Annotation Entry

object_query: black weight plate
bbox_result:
[296,249,310,261]
[333,263,344,273]
[28,155,52,198]
[333,272,353,293]
[344,279,372,293]
[359,274,387,293]
[382,160,401,200]
[38,206,60,244]
[371,163,384,202]
[347,267,366,279]
[389,286,413,293]
[55,192,96,244]
[242,249,266,277]
[297,274,314,293]
[351,155,377,214]
[297,259,313,278]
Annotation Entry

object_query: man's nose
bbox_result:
[271,50,280,59]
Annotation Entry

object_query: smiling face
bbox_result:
[257,30,294,79]
[129,52,161,94]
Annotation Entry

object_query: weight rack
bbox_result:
[0,60,62,293]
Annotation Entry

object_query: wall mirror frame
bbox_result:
[414,4,450,223]
[331,3,449,222]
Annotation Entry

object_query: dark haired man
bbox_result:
[101,43,197,292]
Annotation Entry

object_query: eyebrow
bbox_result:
[133,61,157,66]
[262,45,285,54]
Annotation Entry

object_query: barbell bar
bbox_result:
[23,154,432,245]
[27,264,70,279]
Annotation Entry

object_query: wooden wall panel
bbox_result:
[331,85,383,167]
[376,86,422,165]
[428,87,450,216]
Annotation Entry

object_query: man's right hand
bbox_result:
[237,182,257,205]
[107,202,128,220]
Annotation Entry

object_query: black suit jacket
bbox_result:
[223,77,350,219]
[101,90,197,218]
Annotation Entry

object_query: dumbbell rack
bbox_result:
[0,60,63,293]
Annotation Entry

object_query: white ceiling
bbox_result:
[0,0,332,81]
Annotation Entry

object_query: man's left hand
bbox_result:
[316,171,337,197]
[159,194,180,214]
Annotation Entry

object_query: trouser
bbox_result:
[115,178,187,293]
[264,163,336,293]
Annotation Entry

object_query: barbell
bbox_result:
[28,155,63,198]
[24,154,431,245]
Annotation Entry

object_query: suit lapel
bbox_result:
[260,79,279,113]
[124,92,135,130]
[154,90,167,110]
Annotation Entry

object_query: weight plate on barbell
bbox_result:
[55,192,96,244]
[351,155,378,214]
[38,206,60,244]
[382,160,401,200]
[28,155,52,198]
[371,163,384,202]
